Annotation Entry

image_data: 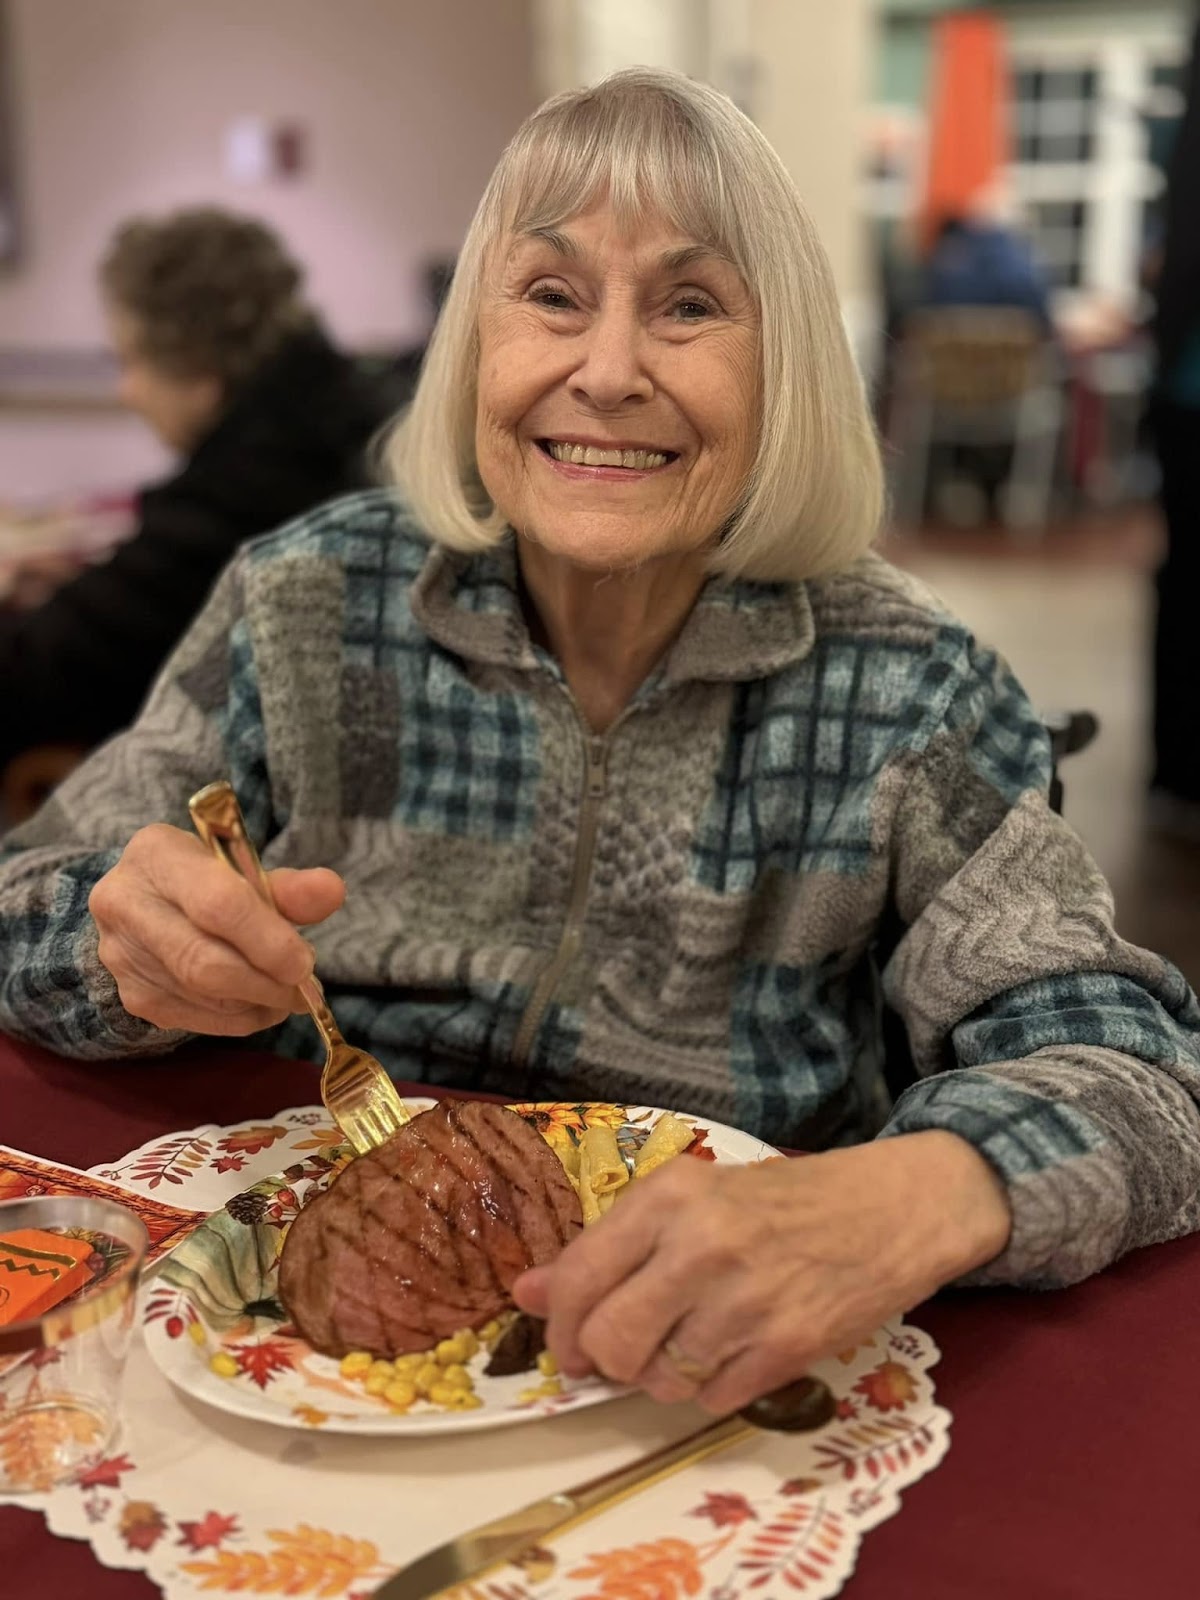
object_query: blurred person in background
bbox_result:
[921,202,1053,333]
[0,207,400,823]
[906,193,1055,527]
[1149,11,1200,840]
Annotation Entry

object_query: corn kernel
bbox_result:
[434,1337,466,1366]
[364,1371,392,1396]
[383,1379,418,1410]
[440,1364,473,1390]
[479,1320,500,1345]
[517,1387,542,1405]
[367,1358,394,1381]
[339,1351,374,1379]
[537,1377,563,1397]
[535,1350,558,1378]
[414,1361,442,1395]
[393,1352,425,1375]
[209,1351,239,1379]
[447,1391,483,1410]
[455,1328,480,1359]
[428,1381,462,1407]
[188,1321,208,1347]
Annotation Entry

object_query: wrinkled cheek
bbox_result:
[475,418,528,521]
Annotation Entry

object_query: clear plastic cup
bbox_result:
[0,1194,149,1492]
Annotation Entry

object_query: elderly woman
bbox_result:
[0,207,399,809]
[1,71,1198,1415]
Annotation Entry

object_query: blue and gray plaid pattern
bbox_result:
[1,488,1199,1288]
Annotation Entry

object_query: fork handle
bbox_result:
[187,781,341,1045]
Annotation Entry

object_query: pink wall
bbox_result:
[0,0,535,350]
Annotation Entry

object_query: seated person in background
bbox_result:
[921,207,1053,331]
[0,71,1198,1416]
[908,198,1056,524]
[0,207,401,820]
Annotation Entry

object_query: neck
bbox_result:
[517,542,708,732]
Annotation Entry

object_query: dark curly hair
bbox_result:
[99,207,314,388]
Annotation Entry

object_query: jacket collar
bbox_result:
[410,535,816,685]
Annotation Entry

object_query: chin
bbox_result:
[519,514,699,573]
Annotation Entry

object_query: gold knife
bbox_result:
[372,1377,835,1600]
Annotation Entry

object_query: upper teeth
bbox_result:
[547,442,669,470]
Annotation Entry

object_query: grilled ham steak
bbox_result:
[278,1101,582,1358]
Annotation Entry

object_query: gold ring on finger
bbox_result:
[662,1337,719,1385]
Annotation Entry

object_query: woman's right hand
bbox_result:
[89,823,346,1035]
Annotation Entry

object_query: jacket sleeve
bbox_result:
[878,634,1200,1287]
[0,551,272,1057]
[0,482,249,766]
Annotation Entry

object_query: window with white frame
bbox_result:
[1006,30,1186,309]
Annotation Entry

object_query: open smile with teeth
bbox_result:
[541,440,675,470]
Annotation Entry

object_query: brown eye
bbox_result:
[529,284,574,311]
[672,296,717,322]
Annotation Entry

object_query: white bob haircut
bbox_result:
[388,68,883,583]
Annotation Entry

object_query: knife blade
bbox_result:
[373,1377,835,1600]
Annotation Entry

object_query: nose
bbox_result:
[567,302,653,409]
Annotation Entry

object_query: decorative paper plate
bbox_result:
[141,1102,778,1437]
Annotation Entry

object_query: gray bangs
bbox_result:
[486,72,754,282]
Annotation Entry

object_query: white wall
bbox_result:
[0,0,535,352]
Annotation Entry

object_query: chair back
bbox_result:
[900,307,1046,408]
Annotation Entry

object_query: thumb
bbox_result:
[267,866,346,928]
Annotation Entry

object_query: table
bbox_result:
[2,1030,1196,1599]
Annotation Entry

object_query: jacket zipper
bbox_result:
[510,725,611,1070]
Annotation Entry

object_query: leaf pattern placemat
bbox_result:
[1,1108,952,1599]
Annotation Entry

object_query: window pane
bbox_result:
[1151,61,1184,93]
[1012,66,1042,105]
[1037,131,1091,163]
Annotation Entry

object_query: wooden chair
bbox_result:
[889,307,1065,531]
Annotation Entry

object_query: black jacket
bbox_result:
[0,327,403,766]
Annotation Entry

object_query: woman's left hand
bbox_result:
[514,1130,1011,1414]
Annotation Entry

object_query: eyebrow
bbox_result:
[515,228,735,275]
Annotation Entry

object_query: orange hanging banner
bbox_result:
[920,10,1009,250]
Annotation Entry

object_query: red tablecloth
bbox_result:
[1,1030,1196,1600]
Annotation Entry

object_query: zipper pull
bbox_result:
[586,736,608,800]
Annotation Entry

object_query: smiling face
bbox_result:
[474,201,760,573]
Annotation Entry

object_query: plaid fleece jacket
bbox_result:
[2,490,1199,1287]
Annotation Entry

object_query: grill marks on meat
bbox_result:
[279,1101,582,1359]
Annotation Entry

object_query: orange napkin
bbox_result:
[0,1228,96,1325]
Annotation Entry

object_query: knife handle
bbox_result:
[565,1413,755,1518]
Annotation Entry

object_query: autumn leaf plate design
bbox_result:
[141,1102,778,1437]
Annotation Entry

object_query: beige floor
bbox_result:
[886,526,1200,985]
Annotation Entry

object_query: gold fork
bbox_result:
[187,781,410,1155]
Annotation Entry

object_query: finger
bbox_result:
[693,1323,818,1418]
[100,897,306,1013]
[268,867,346,927]
[135,830,314,986]
[572,1255,701,1386]
[114,969,290,1036]
[633,1345,713,1406]
[512,1266,551,1318]
[531,1205,659,1378]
